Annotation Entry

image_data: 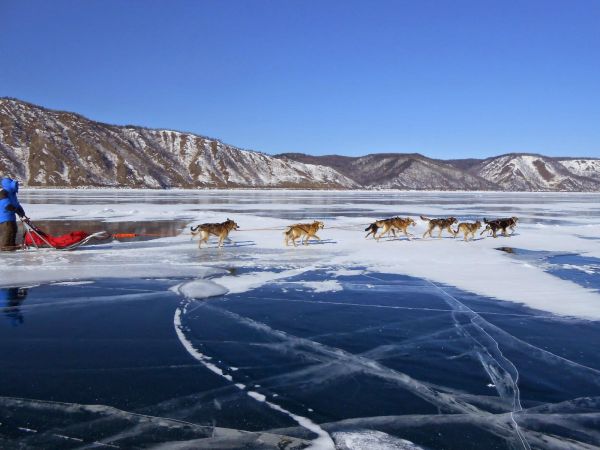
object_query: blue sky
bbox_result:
[1,0,599,159]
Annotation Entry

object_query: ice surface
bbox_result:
[8,189,599,319]
[174,299,336,449]
[0,396,310,449]
[3,190,600,449]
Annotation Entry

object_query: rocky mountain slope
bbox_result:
[0,98,356,189]
[465,154,600,191]
[279,152,600,191]
[557,158,600,179]
[1,98,598,191]
[276,153,497,190]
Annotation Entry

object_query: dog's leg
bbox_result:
[304,232,316,245]
[423,226,431,239]
[437,227,443,238]
[403,228,412,240]
[379,226,389,239]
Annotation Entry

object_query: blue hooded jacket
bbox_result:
[0,178,25,223]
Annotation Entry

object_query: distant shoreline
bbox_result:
[19,187,600,195]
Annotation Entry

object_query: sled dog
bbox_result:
[191,218,239,247]
[284,221,324,247]
[453,220,482,241]
[365,217,416,241]
[481,217,519,238]
[420,215,458,238]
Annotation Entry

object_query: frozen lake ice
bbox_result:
[1,190,599,449]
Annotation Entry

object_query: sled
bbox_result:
[22,220,110,251]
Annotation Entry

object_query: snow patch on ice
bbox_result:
[299,280,343,293]
[326,269,364,277]
[333,430,424,450]
[214,268,310,294]
[171,279,228,299]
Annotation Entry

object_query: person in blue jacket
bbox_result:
[0,177,28,251]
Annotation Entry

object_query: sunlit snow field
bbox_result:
[1,190,599,449]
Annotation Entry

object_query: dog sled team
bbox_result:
[1,173,519,251]
[366,215,518,242]
[419,216,518,240]
[189,216,519,247]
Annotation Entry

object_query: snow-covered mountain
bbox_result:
[467,154,600,191]
[1,98,598,191]
[277,153,496,190]
[0,98,357,189]
[557,158,600,180]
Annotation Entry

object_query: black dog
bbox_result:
[481,217,519,238]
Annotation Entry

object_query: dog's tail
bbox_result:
[420,215,430,222]
[190,225,200,232]
[365,223,378,238]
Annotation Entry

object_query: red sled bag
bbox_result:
[24,228,91,249]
